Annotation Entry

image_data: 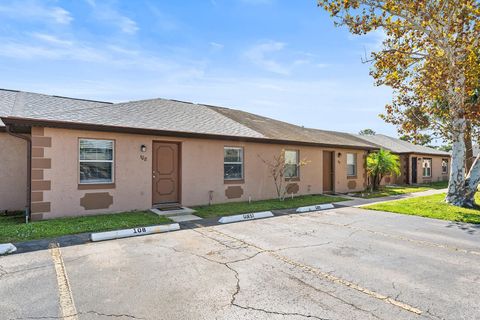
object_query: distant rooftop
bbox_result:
[355,134,451,156]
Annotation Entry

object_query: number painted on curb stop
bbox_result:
[133,227,147,234]
[242,213,255,220]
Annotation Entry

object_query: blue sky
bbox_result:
[0,0,397,136]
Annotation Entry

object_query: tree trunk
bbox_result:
[445,117,467,206]
[463,154,480,207]
[465,120,473,172]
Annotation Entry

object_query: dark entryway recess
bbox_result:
[152,142,180,204]
[323,151,335,193]
[411,157,418,184]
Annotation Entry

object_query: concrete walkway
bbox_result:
[336,188,448,207]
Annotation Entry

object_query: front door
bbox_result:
[411,157,417,184]
[152,142,179,204]
[323,151,334,193]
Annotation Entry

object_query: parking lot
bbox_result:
[1,207,479,320]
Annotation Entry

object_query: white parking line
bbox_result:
[49,243,78,320]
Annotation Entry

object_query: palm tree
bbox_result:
[366,149,401,191]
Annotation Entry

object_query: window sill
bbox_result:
[78,183,115,190]
[224,179,244,185]
[347,175,357,179]
[285,177,300,182]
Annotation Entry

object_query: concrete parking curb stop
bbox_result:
[296,203,335,213]
[218,211,274,224]
[9,203,342,254]
[91,223,180,242]
[0,243,17,255]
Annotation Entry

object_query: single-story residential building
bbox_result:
[354,134,451,185]
[1,89,381,220]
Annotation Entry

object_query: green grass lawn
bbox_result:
[192,194,348,219]
[364,193,480,224]
[0,211,172,243]
[354,181,449,199]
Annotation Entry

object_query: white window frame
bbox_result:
[284,149,300,179]
[347,153,357,177]
[422,158,432,177]
[442,159,449,174]
[79,139,115,184]
[224,147,244,180]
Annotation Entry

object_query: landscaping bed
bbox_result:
[364,193,480,224]
[0,211,172,243]
[351,181,448,199]
[192,194,347,219]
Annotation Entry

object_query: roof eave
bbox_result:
[395,151,451,157]
[1,116,379,151]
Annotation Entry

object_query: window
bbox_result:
[284,150,299,178]
[79,139,114,184]
[224,147,243,180]
[442,159,448,174]
[347,153,357,177]
[422,158,432,177]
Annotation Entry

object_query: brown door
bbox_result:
[152,142,179,204]
[323,151,334,193]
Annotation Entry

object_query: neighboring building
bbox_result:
[355,134,451,185]
[1,89,378,220]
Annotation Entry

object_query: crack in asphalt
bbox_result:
[80,310,145,319]
[288,274,385,320]
[158,231,333,319]
[231,303,331,319]
[0,263,52,280]
[198,227,426,316]
[10,310,144,320]
[273,241,333,252]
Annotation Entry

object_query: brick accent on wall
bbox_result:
[31,127,52,218]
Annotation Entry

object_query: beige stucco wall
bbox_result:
[39,127,368,219]
[409,154,450,184]
[0,132,27,211]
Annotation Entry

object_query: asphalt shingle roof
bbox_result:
[1,88,378,148]
[0,89,111,127]
[354,134,451,156]
[209,106,376,148]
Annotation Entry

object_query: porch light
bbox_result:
[141,144,147,153]
[337,152,342,158]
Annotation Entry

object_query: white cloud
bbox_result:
[0,40,106,62]
[86,0,139,34]
[0,1,73,24]
[210,42,224,50]
[244,41,290,75]
[349,29,387,56]
[31,33,73,46]
[244,41,329,75]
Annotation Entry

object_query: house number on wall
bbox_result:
[140,155,148,161]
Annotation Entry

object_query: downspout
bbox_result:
[5,124,31,222]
